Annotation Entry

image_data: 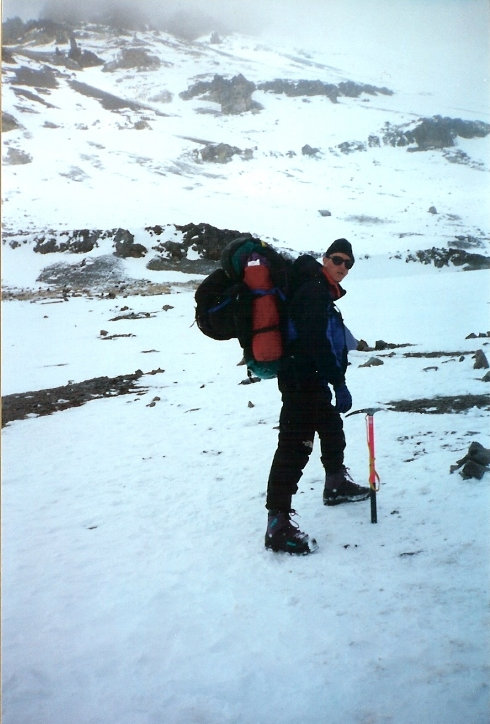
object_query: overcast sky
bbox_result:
[3,0,489,44]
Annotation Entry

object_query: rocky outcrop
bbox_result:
[67,33,104,67]
[302,144,321,157]
[382,116,490,150]
[103,47,161,72]
[12,65,59,88]
[1,112,20,132]
[405,247,490,271]
[31,228,147,258]
[450,442,490,479]
[199,142,253,163]
[180,73,262,114]
[3,147,32,165]
[473,350,489,369]
[257,78,392,102]
[329,116,490,159]
[34,229,104,254]
[113,228,147,258]
[146,222,250,273]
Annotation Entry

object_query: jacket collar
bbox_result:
[321,266,346,299]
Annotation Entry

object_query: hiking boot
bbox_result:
[265,509,318,555]
[323,466,370,506]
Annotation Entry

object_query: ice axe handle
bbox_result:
[366,413,380,524]
[346,408,381,524]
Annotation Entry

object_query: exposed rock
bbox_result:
[109,311,156,321]
[302,144,320,157]
[405,247,490,271]
[68,33,104,68]
[466,331,490,339]
[257,78,392,103]
[113,228,148,258]
[2,17,70,45]
[1,112,20,132]
[148,90,173,103]
[2,47,16,63]
[337,141,366,154]
[146,222,249,273]
[452,236,487,250]
[473,350,489,369]
[375,340,413,350]
[180,73,261,114]
[3,147,32,165]
[382,116,490,151]
[12,86,56,108]
[173,222,248,260]
[258,78,339,103]
[450,441,490,479]
[133,119,151,130]
[199,142,249,163]
[359,357,384,367]
[103,47,161,72]
[368,134,381,147]
[12,65,59,88]
[34,229,103,254]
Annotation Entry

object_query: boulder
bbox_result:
[103,47,160,72]
[450,441,490,479]
[180,73,261,114]
[200,143,244,163]
[473,350,489,369]
[113,228,147,258]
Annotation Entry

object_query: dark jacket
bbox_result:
[278,255,348,389]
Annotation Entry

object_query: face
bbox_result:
[322,253,353,283]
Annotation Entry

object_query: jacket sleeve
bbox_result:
[289,278,346,387]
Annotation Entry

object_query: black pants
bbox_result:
[266,382,346,511]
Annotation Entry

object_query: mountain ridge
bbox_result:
[2,17,489,270]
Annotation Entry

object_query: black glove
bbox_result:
[334,384,352,413]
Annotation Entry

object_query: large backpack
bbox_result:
[195,236,291,379]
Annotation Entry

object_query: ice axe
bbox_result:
[346,407,382,523]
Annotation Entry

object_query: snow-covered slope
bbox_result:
[2,18,489,254]
[2,10,490,724]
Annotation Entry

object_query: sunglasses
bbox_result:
[328,255,354,270]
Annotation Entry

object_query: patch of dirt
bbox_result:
[386,394,490,414]
[1,280,180,301]
[1,369,164,427]
[402,351,480,358]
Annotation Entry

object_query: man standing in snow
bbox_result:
[265,239,370,555]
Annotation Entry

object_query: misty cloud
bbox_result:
[2,0,265,38]
[3,0,489,80]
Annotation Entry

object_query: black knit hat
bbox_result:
[324,238,354,264]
